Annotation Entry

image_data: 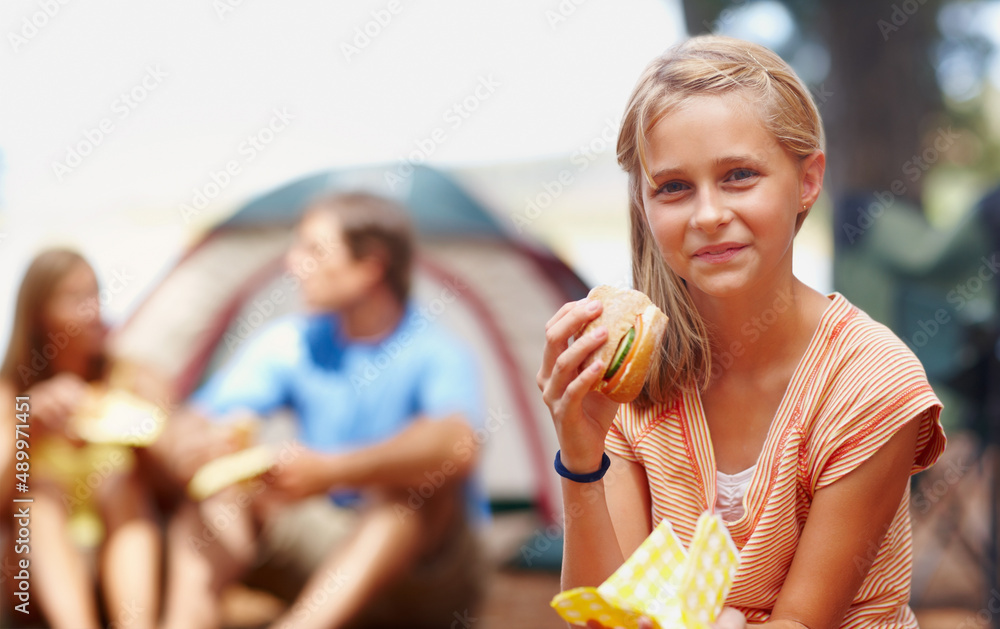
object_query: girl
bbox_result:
[537,36,945,628]
[0,248,161,629]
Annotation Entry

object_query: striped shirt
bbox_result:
[605,293,945,627]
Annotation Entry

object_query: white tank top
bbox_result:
[715,464,757,523]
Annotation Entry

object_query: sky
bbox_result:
[0,0,687,345]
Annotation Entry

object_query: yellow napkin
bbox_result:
[551,512,739,629]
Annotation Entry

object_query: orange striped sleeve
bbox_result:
[606,404,640,462]
[808,317,944,492]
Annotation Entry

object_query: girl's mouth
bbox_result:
[693,243,747,264]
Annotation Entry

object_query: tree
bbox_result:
[682,0,944,210]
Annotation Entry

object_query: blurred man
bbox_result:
[159,192,486,629]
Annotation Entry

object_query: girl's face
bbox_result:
[43,261,105,355]
[641,94,823,300]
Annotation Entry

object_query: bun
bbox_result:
[581,285,668,403]
[187,445,275,501]
[70,387,165,446]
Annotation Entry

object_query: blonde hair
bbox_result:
[618,35,825,408]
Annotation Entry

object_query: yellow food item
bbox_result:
[187,445,276,501]
[550,512,739,629]
[227,417,261,450]
[70,387,164,447]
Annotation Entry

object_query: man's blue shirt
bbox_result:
[192,302,487,517]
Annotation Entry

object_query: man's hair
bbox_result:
[306,192,415,304]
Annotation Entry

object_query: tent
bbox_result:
[112,164,592,523]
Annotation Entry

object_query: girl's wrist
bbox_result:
[557,450,606,475]
[556,450,611,483]
[554,428,608,474]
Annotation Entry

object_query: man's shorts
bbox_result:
[242,497,487,628]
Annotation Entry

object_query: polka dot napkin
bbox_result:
[550,512,739,629]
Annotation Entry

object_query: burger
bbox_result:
[581,285,669,403]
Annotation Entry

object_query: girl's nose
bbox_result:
[690,193,730,233]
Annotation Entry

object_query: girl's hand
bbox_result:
[582,608,745,629]
[713,608,748,628]
[584,617,656,629]
[537,298,620,473]
[25,373,88,433]
[169,417,240,485]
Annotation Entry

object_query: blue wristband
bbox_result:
[554,450,611,483]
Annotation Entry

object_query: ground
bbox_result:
[220,434,999,628]
[218,479,999,629]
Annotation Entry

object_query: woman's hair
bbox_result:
[617,35,825,408]
[1,248,106,390]
[306,192,415,304]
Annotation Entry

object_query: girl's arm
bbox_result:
[561,454,652,590]
[538,298,644,588]
[604,453,653,558]
[757,416,922,629]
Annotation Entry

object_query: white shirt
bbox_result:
[715,464,757,523]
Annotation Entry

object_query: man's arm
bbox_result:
[269,414,478,499]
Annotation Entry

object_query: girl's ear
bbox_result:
[799,150,826,210]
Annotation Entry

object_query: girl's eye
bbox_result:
[656,181,688,195]
[729,168,757,182]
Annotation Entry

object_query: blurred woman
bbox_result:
[0,248,160,629]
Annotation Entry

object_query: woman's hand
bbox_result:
[713,607,748,628]
[25,372,88,433]
[166,411,240,485]
[583,607,746,629]
[537,298,620,474]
